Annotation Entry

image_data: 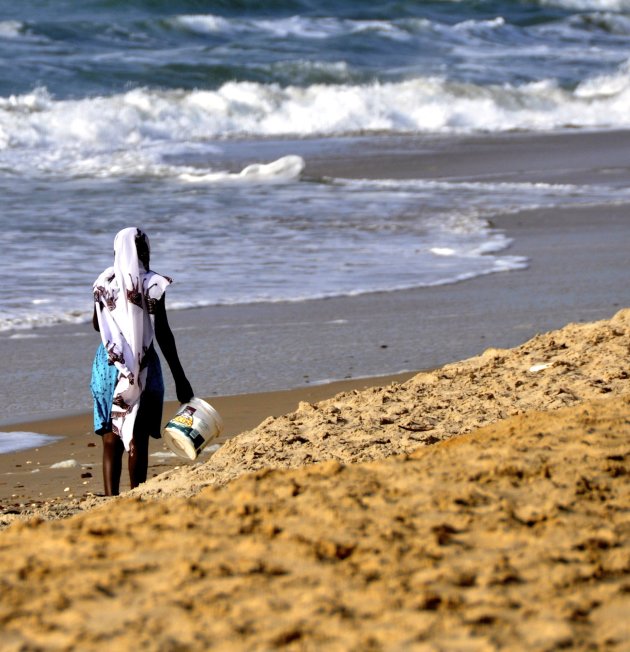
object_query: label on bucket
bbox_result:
[167,405,207,449]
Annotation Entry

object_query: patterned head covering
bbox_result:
[93,227,171,450]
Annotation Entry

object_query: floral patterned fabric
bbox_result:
[90,343,164,437]
[92,227,171,450]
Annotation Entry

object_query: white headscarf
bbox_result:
[93,227,171,451]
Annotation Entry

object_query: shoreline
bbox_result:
[1,199,627,427]
[1,129,630,425]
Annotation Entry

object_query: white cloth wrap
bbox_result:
[93,227,171,451]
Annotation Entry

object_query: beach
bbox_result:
[0,130,629,649]
[2,129,629,504]
[2,1,630,646]
[2,128,629,427]
[0,373,415,512]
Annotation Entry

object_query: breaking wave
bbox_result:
[0,62,629,177]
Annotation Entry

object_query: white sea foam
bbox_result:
[453,16,506,32]
[2,174,630,334]
[173,14,416,41]
[174,13,337,38]
[575,60,630,97]
[539,0,630,10]
[0,67,629,178]
[347,19,414,41]
[174,14,232,34]
[172,9,630,47]
[179,155,304,184]
[244,16,347,39]
[0,432,62,455]
[0,310,90,333]
[0,21,24,39]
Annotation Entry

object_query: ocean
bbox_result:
[1,0,630,332]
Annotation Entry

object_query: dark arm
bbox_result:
[154,295,194,404]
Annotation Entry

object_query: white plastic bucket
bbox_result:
[162,397,224,460]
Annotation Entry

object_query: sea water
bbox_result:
[1,0,630,332]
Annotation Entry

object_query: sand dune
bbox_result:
[0,310,629,650]
[134,308,630,501]
[1,394,628,650]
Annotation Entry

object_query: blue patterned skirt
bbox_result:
[90,343,164,438]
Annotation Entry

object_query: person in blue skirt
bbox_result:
[91,227,193,495]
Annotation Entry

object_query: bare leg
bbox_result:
[128,427,150,490]
[102,432,124,496]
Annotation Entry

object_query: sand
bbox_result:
[0,310,628,650]
[0,373,415,512]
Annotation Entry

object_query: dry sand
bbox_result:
[0,310,629,650]
[128,307,630,501]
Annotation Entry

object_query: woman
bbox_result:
[91,227,193,496]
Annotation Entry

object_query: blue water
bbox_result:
[1,0,630,331]
[2,0,629,99]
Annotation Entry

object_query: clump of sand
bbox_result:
[135,308,630,501]
[1,392,628,650]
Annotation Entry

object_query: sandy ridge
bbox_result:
[133,308,630,501]
[0,310,629,649]
[1,393,628,650]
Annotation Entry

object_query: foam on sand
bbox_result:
[0,432,62,455]
[178,155,304,184]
